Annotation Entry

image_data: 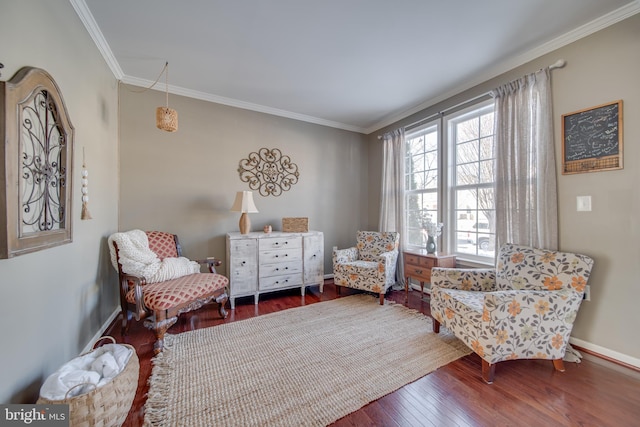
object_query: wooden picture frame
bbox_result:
[561,100,623,174]
[0,67,74,258]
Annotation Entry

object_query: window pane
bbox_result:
[456,188,477,210]
[477,187,495,211]
[457,162,479,185]
[424,171,438,190]
[406,172,418,190]
[456,117,479,143]
[406,189,438,247]
[456,140,478,164]
[412,153,425,172]
[480,136,494,160]
[479,160,494,184]
[424,151,437,171]
[424,130,438,151]
[422,191,438,214]
[407,136,424,156]
[480,112,494,137]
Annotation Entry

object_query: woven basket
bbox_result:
[37,337,139,427]
[282,217,308,232]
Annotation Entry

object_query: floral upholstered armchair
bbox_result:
[430,243,593,383]
[333,231,400,305]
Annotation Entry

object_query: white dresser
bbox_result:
[226,231,324,309]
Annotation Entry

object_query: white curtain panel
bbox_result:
[491,68,558,250]
[379,128,405,286]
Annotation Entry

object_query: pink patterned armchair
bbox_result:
[430,243,593,383]
[333,231,400,305]
[109,230,229,353]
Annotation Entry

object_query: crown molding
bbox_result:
[72,0,639,136]
[121,75,367,134]
[365,1,640,135]
[69,0,123,79]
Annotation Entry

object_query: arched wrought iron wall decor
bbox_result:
[238,148,299,197]
[0,67,74,258]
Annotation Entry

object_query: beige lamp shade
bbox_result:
[231,191,259,234]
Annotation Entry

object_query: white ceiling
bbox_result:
[74,0,639,134]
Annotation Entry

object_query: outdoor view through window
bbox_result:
[405,101,496,262]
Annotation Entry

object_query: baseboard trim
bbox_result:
[81,308,121,354]
[570,337,640,374]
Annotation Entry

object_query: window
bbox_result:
[404,100,496,263]
[404,123,440,248]
[447,102,496,261]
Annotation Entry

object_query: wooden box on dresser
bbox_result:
[226,231,324,309]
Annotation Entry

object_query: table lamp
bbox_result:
[230,191,259,234]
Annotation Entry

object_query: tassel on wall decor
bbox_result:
[81,147,92,220]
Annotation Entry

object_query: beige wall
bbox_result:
[368,14,640,365]
[118,88,369,276]
[0,1,120,403]
[1,0,637,406]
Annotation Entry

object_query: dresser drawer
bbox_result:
[259,260,302,278]
[405,253,436,268]
[260,273,303,290]
[229,265,257,293]
[404,253,421,266]
[404,263,431,281]
[259,236,302,251]
[230,239,257,256]
[259,248,302,264]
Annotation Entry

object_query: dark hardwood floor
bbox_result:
[105,281,640,426]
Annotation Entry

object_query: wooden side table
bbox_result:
[404,250,456,302]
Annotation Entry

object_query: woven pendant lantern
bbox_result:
[156,106,178,132]
[156,62,178,132]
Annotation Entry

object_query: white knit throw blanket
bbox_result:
[108,230,200,283]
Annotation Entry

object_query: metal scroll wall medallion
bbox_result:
[238,148,299,197]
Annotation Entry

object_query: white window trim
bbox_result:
[444,99,495,264]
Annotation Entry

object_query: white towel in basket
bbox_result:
[40,344,133,400]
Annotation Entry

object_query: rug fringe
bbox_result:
[141,295,470,426]
[143,337,175,426]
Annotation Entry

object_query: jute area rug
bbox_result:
[144,295,470,426]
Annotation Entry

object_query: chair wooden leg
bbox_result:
[150,312,178,354]
[552,358,566,372]
[379,292,385,305]
[216,292,229,319]
[482,360,495,384]
[432,318,440,333]
[121,311,131,336]
[336,285,341,295]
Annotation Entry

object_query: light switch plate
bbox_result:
[577,196,592,212]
